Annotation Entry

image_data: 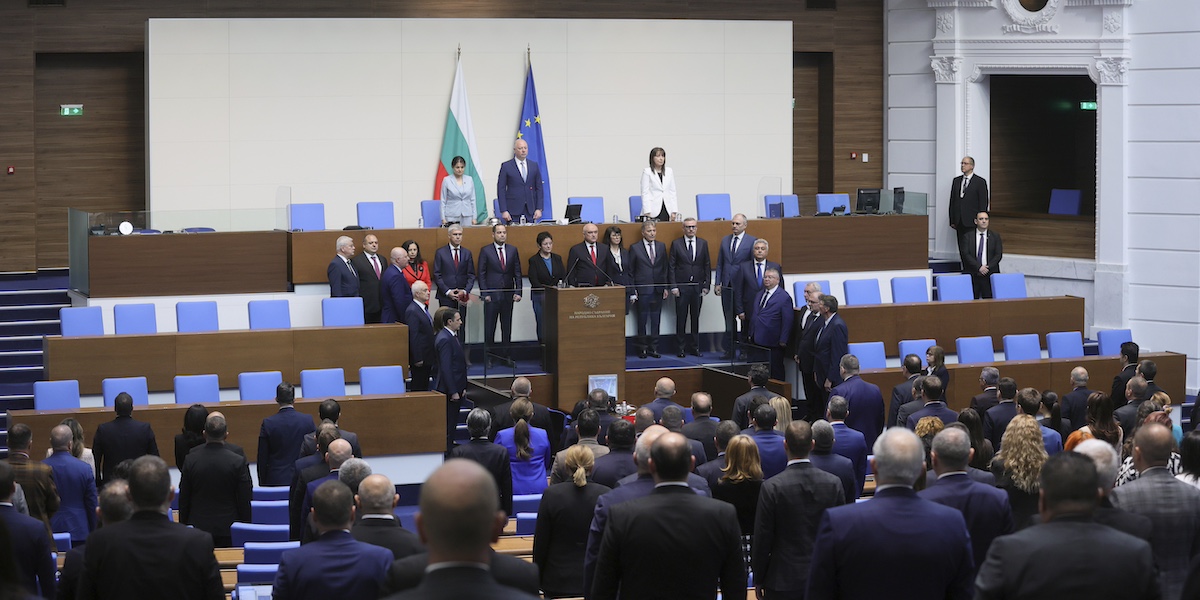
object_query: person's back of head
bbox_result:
[316,423,341,455]
[606,419,636,451]
[930,427,971,474]
[1121,341,1140,365]
[872,428,925,486]
[748,364,770,388]
[49,424,73,452]
[840,354,860,377]
[576,408,601,439]
[98,480,134,526]
[1127,376,1148,403]
[715,420,740,454]
[691,392,713,417]
[981,367,1000,387]
[635,425,668,474]
[1071,367,1089,387]
[465,408,492,439]
[588,388,613,413]
[7,423,31,452]
[276,382,295,405]
[326,439,354,470]
[921,376,942,402]
[1137,359,1157,381]
[511,398,536,461]
[661,406,684,433]
[654,377,677,398]
[312,480,355,532]
[338,458,372,494]
[182,404,208,437]
[753,403,778,431]
[1133,422,1173,469]
[127,455,172,512]
[649,432,693,483]
[827,396,849,421]
[114,392,135,417]
[1039,451,1099,519]
[203,413,228,442]
[511,377,532,399]
[903,354,923,376]
[1074,439,1120,491]
[997,377,1017,401]
[633,407,656,433]
[784,420,814,460]
[355,474,397,515]
[318,399,341,423]
[811,420,835,453]
[566,445,595,488]
[418,459,503,563]
[1017,388,1042,417]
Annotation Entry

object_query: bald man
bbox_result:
[380,247,413,325]
[351,474,423,560]
[643,377,686,423]
[179,412,251,548]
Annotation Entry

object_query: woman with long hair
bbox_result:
[1177,430,1200,489]
[533,445,611,598]
[495,397,552,495]
[770,396,793,433]
[1150,391,1184,444]
[1114,409,1181,486]
[1037,390,1072,439]
[712,435,763,575]
[925,345,949,394]
[603,225,634,313]
[173,404,209,470]
[47,417,96,474]
[956,408,994,471]
[991,414,1048,528]
[401,240,432,303]
[1064,392,1122,452]
[639,147,678,222]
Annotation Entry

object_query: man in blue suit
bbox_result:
[714,214,755,358]
[734,239,782,326]
[477,224,522,355]
[44,424,97,546]
[807,428,974,600]
[629,220,669,358]
[747,266,793,380]
[326,235,359,298]
[273,480,392,600]
[496,139,542,224]
[750,404,788,479]
[434,307,468,453]
[432,224,476,346]
[0,461,56,599]
[405,282,436,392]
[906,387,960,430]
[826,396,868,498]
[379,247,412,325]
[812,294,850,416]
[810,420,858,501]
[830,354,885,450]
[257,382,316,486]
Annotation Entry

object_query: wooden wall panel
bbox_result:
[830,1,884,194]
[0,9,37,273]
[794,55,821,205]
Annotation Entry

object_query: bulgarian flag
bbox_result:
[433,57,487,224]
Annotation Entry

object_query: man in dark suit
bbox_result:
[1110,422,1200,600]
[695,420,740,490]
[681,392,719,461]
[566,222,610,288]
[79,456,223,599]
[1072,438,1153,541]
[732,364,775,429]
[591,419,637,489]
[298,399,362,459]
[257,382,315,486]
[432,224,476,346]
[715,214,755,357]
[659,406,707,468]
[1116,376,1150,435]
[297,439,354,544]
[351,474,424,560]
[562,389,619,449]
[960,210,1003,299]
[551,409,611,483]
[0,461,56,599]
[4,424,59,541]
[790,281,825,420]
[826,396,868,498]
[809,420,858,502]
[434,307,468,453]
[830,354,885,450]
[748,266,793,381]
[380,460,540,600]
[976,451,1158,600]
[496,138,542,224]
[751,404,788,479]
[887,354,923,427]
[948,155,989,259]
[629,220,669,358]
[274,480,392,600]
[906,385,960,430]
[919,427,1013,573]
[489,377,554,444]
[449,408,513,516]
[379,246,412,325]
[405,281,436,391]
[895,376,929,433]
[734,239,782,333]
[43,424,96,547]
[983,377,1019,451]
[1111,341,1140,408]
[813,294,850,402]
[179,413,252,548]
[592,432,746,600]
[971,366,1001,413]
[807,428,974,600]
[384,551,539,598]
[753,420,846,600]
[643,377,687,423]
[350,233,385,323]
[57,480,134,600]
[668,217,711,356]
[327,235,359,298]
[290,425,339,540]
[1061,366,1097,429]
[1138,359,1165,400]
[477,223,522,353]
[92,392,159,486]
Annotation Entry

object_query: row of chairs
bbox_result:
[32,365,408,411]
[846,328,1133,370]
[59,297,369,337]
[795,273,1028,307]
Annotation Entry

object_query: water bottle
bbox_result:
[612,214,618,223]
[520,215,527,226]
[417,217,424,228]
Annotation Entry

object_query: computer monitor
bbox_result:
[856,188,881,214]
[892,187,905,214]
[564,204,583,224]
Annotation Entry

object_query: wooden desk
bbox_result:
[858,351,1186,413]
[8,393,445,463]
[779,214,927,273]
[838,296,1085,356]
[43,324,407,394]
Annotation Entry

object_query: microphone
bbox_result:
[564,255,583,288]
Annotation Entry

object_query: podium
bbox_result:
[545,286,627,411]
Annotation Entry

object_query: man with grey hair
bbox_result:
[919,427,1012,573]
[1069,439,1152,540]
[337,458,372,494]
[44,423,97,546]
[449,408,512,516]
[826,395,868,497]
[432,223,476,346]
[808,419,858,502]
[1060,366,1095,428]
[831,354,885,449]
[350,474,423,560]
[895,375,927,432]
[380,246,413,324]
[58,480,134,600]
[328,235,359,297]
[1114,375,1150,435]
[490,377,552,447]
[682,392,719,461]
[971,366,1001,413]
[179,412,251,548]
[808,428,974,599]
[405,280,436,391]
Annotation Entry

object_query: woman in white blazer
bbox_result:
[640,147,678,221]
[440,155,477,225]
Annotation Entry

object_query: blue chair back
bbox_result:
[516,513,537,535]
[1002,334,1042,361]
[1097,329,1133,356]
[102,376,149,407]
[60,306,104,337]
[181,227,215,233]
[816,193,849,214]
[252,486,290,502]
[356,201,395,229]
[1046,331,1084,359]
[359,365,406,395]
[244,541,298,564]
[420,200,442,228]
[176,301,219,333]
[251,500,289,525]
[890,277,929,303]
[936,274,975,301]
[114,303,157,335]
[567,197,604,224]
[696,194,732,221]
[236,563,279,585]
[174,374,220,405]
[288,203,325,231]
[898,339,937,367]
[848,342,886,370]
[512,494,542,514]
[239,371,283,401]
[1048,189,1082,215]
[300,368,346,398]
[53,533,71,553]
[34,380,81,411]
[248,300,291,330]
[843,279,882,306]
[990,273,1027,299]
[231,522,290,546]
[956,336,995,365]
[764,195,800,218]
[628,196,641,221]
[321,297,365,327]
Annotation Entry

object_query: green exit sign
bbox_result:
[1079,101,1098,111]
[59,104,83,116]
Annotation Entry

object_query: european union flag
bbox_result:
[517,63,553,219]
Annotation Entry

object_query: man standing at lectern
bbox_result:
[566,223,609,288]
[960,210,1003,299]
[949,156,989,258]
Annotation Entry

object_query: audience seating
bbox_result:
[176,301,219,333]
[843,279,882,306]
[848,342,886,370]
[300,368,346,398]
[890,277,929,303]
[356,201,395,229]
[359,366,406,395]
[235,564,278,585]
[252,487,289,502]
[816,193,849,214]
[102,376,149,407]
[956,336,995,365]
[935,274,974,302]
[1097,329,1133,356]
[59,307,104,337]
[990,273,1027,299]
[515,513,537,535]
[33,380,80,411]
[1046,331,1084,359]
[53,532,71,553]
[248,300,291,330]
[420,200,442,228]
[321,297,365,327]
[567,197,604,224]
[1002,334,1042,361]
[288,203,325,231]
[1048,188,1082,216]
[898,339,936,367]
[174,374,220,405]
[696,194,732,221]
[238,371,283,401]
[250,500,289,526]
[628,196,641,221]
[113,303,157,335]
[764,195,801,218]
[231,523,289,546]
[243,541,298,565]
[512,494,542,515]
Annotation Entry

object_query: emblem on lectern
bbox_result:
[584,294,600,309]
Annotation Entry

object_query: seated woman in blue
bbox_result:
[495,397,553,495]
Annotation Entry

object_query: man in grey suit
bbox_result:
[753,420,846,599]
[1110,422,1200,600]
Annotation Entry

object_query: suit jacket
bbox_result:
[948,173,988,231]
[696,454,728,491]
[593,485,746,600]
[550,439,610,484]
[751,429,788,479]
[813,313,850,388]
[790,304,822,370]
[379,264,413,325]
[682,418,719,461]
[831,375,886,450]
[715,233,756,288]
[628,238,669,298]
[896,399,926,432]
[382,559,540,600]
[752,462,846,593]
[59,544,84,600]
[604,247,635,300]
[591,449,636,489]
[257,406,316,486]
[1060,387,1095,429]
[732,387,776,430]
[174,432,205,470]
[477,243,522,299]
[971,388,1000,414]
[983,401,1019,451]
[527,252,565,293]
[532,480,612,596]
[351,252,385,316]
[434,328,467,396]
[327,256,359,298]
[830,422,868,497]
[0,505,55,599]
[496,426,553,496]
[906,401,960,430]
[1114,399,1145,436]
[432,244,476,305]
[809,451,858,502]
[975,515,1157,600]
[273,530,392,600]
[490,400,554,442]
[78,511,223,600]
[1112,364,1137,408]
[960,228,1003,277]
[496,158,543,219]
[919,472,1013,570]
[350,515,425,560]
[888,374,920,427]
[299,428,362,459]
[6,453,59,541]
[179,442,252,540]
[565,242,609,288]
[448,439,514,515]
[289,456,330,539]
[43,450,97,544]
[1109,467,1200,599]
[640,166,678,216]
[92,415,159,484]
[749,286,794,348]
[735,259,783,318]
[405,301,436,368]
[928,466,996,487]
[808,487,974,600]
[668,235,711,293]
[643,397,686,423]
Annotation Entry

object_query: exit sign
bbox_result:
[1079,101,1098,111]
[60,104,83,116]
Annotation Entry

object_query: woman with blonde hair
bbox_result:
[1150,391,1184,444]
[48,417,96,473]
[991,414,1048,528]
[770,396,793,433]
[495,397,552,495]
[713,435,763,574]
[533,444,611,598]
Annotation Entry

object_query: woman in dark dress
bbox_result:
[532,445,611,598]
[990,414,1047,530]
[527,231,566,343]
[957,407,995,471]
[712,434,763,574]
[603,225,635,314]
[925,345,949,394]
[173,403,209,470]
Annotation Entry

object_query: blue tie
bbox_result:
[756,263,763,287]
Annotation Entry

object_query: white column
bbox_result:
[932,55,965,260]
[1092,57,1130,333]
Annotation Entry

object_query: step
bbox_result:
[0,336,44,353]
[0,290,71,307]
[0,350,42,368]
[0,395,33,413]
[0,320,59,337]
[0,366,43,385]
[0,304,68,322]
[0,269,69,292]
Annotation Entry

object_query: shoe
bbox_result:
[638,351,648,359]
[720,352,734,360]
[649,350,661,358]
[690,349,702,357]
[677,351,687,358]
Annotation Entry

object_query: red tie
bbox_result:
[589,245,596,264]
[371,255,381,278]
[453,247,459,268]
[499,246,506,270]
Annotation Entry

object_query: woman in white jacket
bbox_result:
[640,147,678,222]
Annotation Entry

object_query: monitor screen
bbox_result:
[856,188,881,214]
[893,187,905,214]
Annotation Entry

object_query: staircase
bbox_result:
[0,270,70,421]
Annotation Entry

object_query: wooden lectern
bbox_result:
[545,286,627,411]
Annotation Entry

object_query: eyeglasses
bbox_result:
[683,225,697,229]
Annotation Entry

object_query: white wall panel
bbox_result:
[1127,177,1200,215]
[1129,284,1200,324]
[888,42,935,75]
[1128,249,1200,287]
[1128,69,1200,104]
[1129,105,1200,142]
[888,108,935,140]
[887,74,935,108]
[228,19,403,54]
[1127,215,1200,251]
[886,141,935,174]
[1127,141,1200,179]
[148,54,230,99]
